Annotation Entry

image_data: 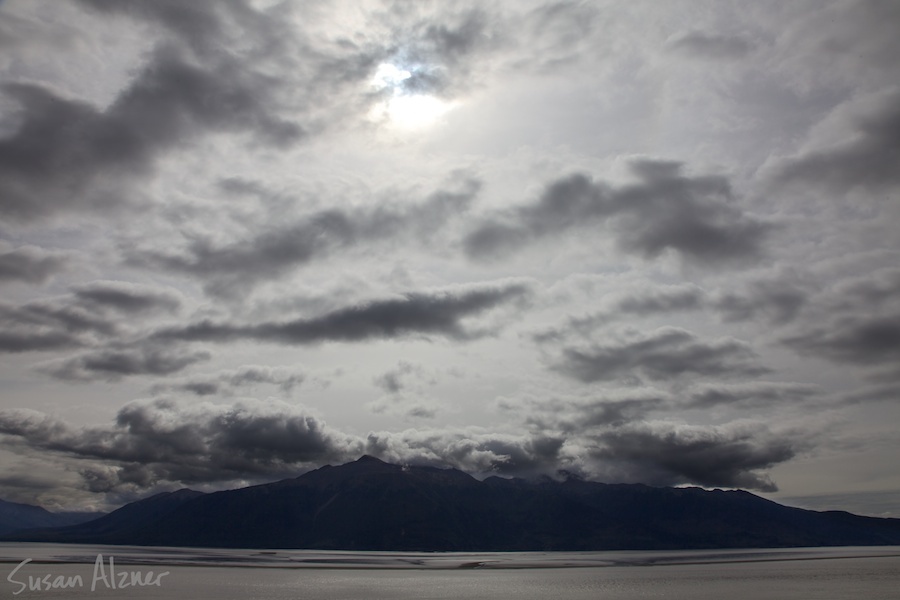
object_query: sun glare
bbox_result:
[370,62,455,130]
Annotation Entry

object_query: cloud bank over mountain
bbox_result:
[0,0,898,512]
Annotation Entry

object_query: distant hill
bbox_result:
[7,456,900,550]
[0,498,105,535]
[3,489,204,544]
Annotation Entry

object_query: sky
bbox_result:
[0,0,899,517]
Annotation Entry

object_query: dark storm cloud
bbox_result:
[0,1,300,222]
[668,31,754,60]
[775,266,900,376]
[0,401,571,488]
[365,417,799,491]
[149,365,307,397]
[73,281,181,314]
[464,160,770,265]
[0,281,183,354]
[782,313,900,367]
[0,300,113,353]
[770,89,900,191]
[129,178,479,297]
[0,472,61,494]
[552,327,769,384]
[0,330,81,354]
[492,388,806,491]
[466,435,565,476]
[43,344,211,382]
[591,422,801,492]
[0,82,112,220]
[0,245,69,284]
[154,281,532,346]
[0,399,362,491]
[684,382,820,410]
[0,403,799,496]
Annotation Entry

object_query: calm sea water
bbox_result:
[2,543,898,599]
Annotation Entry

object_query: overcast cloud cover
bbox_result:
[1,0,899,516]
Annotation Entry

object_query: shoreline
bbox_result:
[1,544,899,571]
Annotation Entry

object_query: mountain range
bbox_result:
[5,455,900,550]
[0,498,104,535]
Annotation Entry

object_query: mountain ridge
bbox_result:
[0,498,105,535]
[6,456,900,550]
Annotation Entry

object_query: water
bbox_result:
[2,544,898,599]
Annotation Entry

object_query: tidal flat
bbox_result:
[2,543,899,599]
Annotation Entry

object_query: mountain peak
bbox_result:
[355,454,386,464]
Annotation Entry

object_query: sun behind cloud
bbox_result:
[369,62,456,129]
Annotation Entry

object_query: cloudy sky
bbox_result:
[1,0,899,516]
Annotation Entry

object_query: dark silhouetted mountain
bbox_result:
[7,456,900,550]
[4,489,203,543]
[0,498,105,535]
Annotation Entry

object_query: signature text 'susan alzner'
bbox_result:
[6,554,169,595]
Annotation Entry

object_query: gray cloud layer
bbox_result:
[551,327,769,384]
[0,50,298,221]
[149,365,308,397]
[684,382,820,410]
[0,395,802,496]
[72,281,182,315]
[589,422,799,492]
[373,360,428,395]
[0,281,181,354]
[154,281,532,346]
[130,178,480,297]
[498,392,669,432]
[0,245,69,285]
[465,160,770,265]
[0,1,300,223]
[668,31,754,60]
[43,345,211,382]
[534,273,816,346]
[783,313,900,367]
[776,267,900,379]
[0,399,360,492]
[0,301,110,353]
[771,89,900,192]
